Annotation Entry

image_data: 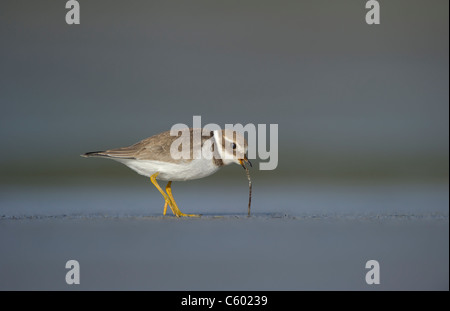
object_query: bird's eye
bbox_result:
[231,143,237,149]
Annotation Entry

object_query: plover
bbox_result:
[81,128,251,217]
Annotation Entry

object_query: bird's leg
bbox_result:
[163,200,169,216]
[150,172,176,216]
[165,181,201,217]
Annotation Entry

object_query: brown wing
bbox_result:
[88,128,215,164]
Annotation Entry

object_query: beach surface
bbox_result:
[0,181,448,290]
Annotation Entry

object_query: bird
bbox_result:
[81,128,251,217]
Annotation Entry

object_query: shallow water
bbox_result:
[0,181,448,290]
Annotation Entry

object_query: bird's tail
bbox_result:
[80,151,109,158]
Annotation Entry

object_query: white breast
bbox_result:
[113,158,221,181]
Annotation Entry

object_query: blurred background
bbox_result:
[0,0,448,291]
[0,0,448,187]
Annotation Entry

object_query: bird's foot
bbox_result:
[172,207,201,218]
[163,199,200,217]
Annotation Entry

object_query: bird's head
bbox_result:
[213,129,252,169]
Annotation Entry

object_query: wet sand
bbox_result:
[0,214,448,290]
[0,182,448,290]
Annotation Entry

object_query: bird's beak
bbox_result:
[239,155,252,169]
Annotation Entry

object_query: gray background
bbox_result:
[0,0,448,182]
[0,0,448,291]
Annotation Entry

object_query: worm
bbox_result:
[244,166,252,216]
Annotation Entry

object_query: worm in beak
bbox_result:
[239,155,252,169]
